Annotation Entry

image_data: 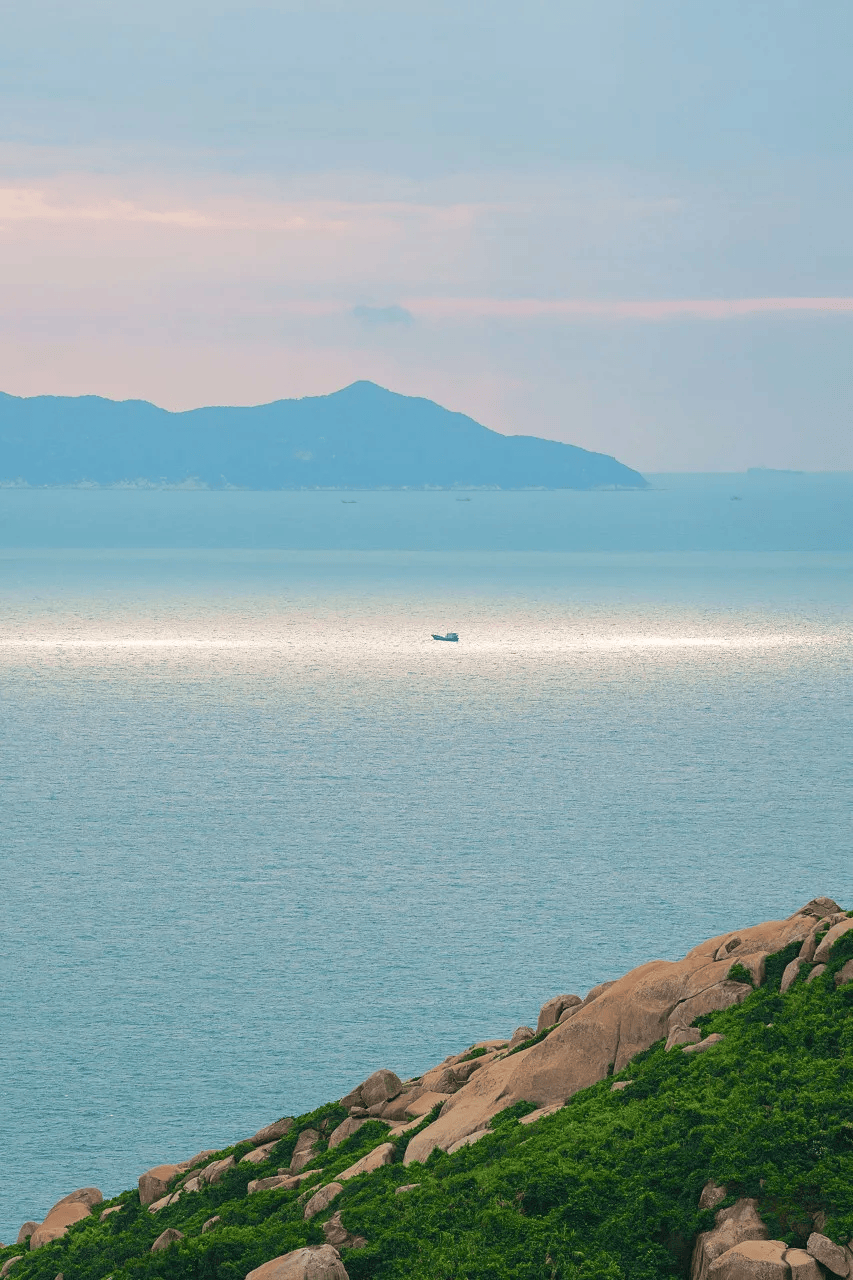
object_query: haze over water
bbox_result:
[2,478,852,1243]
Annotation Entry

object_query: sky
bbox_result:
[1,0,851,470]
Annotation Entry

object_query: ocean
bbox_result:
[2,475,852,1243]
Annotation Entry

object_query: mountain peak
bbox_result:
[0,385,647,489]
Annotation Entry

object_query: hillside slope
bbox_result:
[0,381,646,490]
[2,898,851,1280]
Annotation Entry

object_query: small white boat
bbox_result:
[431,632,459,642]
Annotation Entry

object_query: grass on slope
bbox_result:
[3,930,852,1280]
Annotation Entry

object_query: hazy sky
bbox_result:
[2,0,851,469]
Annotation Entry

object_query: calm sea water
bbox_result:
[2,479,852,1242]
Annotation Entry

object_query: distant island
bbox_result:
[0,381,646,490]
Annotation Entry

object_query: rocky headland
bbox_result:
[3,897,852,1280]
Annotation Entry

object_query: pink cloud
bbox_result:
[404,296,853,320]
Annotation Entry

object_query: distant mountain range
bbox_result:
[0,380,647,490]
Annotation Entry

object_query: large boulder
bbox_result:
[29,1204,90,1249]
[405,1091,450,1118]
[245,1245,349,1280]
[327,1118,367,1150]
[139,1164,185,1206]
[322,1211,367,1251]
[446,1129,491,1154]
[248,1173,307,1195]
[699,1181,727,1211]
[708,1240,789,1279]
[691,1200,769,1280]
[341,1070,402,1112]
[375,1088,424,1121]
[786,1250,824,1280]
[508,1026,535,1048]
[338,1142,395,1182]
[668,981,753,1032]
[241,1142,277,1165]
[806,1233,850,1276]
[798,921,827,962]
[250,1118,294,1145]
[835,959,853,987]
[666,1026,702,1051]
[417,1065,461,1095]
[780,959,805,993]
[303,1182,343,1220]
[683,1033,726,1055]
[48,1188,102,1211]
[798,898,842,919]
[151,1228,184,1252]
[185,1149,218,1170]
[198,1155,235,1186]
[147,1194,178,1214]
[290,1130,320,1173]
[15,1224,39,1245]
[1,1259,23,1277]
[29,1190,103,1249]
[813,919,853,964]
[403,907,820,1165]
[536,994,581,1033]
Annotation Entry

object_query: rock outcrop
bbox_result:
[303,1182,343,1220]
[290,1130,320,1174]
[691,1199,769,1280]
[139,1164,185,1207]
[780,959,805,993]
[327,1118,366,1150]
[322,1211,367,1251]
[508,1026,535,1048]
[683,1032,726,1055]
[340,1070,402,1113]
[151,1228,184,1251]
[699,1181,727,1211]
[338,1142,395,1181]
[198,1155,235,1186]
[708,1239,790,1279]
[249,1118,294,1145]
[813,919,853,964]
[29,1189,103,1250]
[786,1249,824,1280]
[536,994,581,1033]
[806,1233,851,1276]
[247,1172,315,1195]
[10,896,850,1280]
[405,906,822,1164]
[245,1245,349,1280]
[241,1141,278,1165]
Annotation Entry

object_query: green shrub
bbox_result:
[727,962,755,987]
[765,941,802,991]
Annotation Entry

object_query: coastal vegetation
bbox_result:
[3,920,851,1280]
